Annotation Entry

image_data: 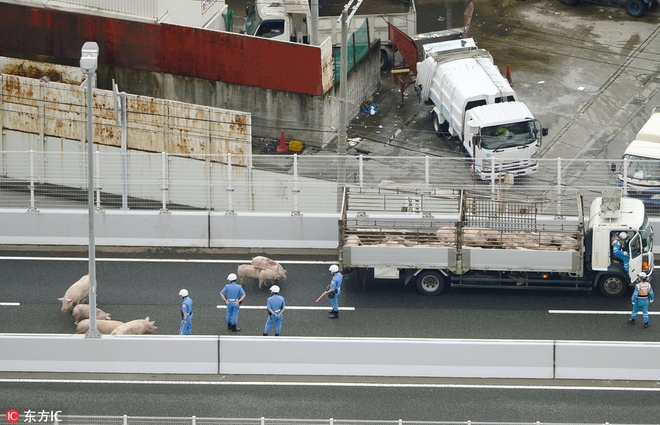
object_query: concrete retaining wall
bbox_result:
[2,334,660,380]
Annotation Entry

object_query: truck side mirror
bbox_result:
[542,127,548,136]
[610,162,617,173]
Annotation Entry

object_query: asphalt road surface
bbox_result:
[2,254,660,424]
[1,255,659,341]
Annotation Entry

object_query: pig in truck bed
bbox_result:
[339,187,654,298]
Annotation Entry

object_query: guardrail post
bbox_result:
[260,417,265,425]
[158,152,170,214]
[225,153,235,215]
[291,153,301,216]
[28,149,38,212]
[192,415,196,425]
[123,415,127,425]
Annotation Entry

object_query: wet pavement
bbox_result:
[314,0,660,161]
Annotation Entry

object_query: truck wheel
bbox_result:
[416,271,445,296]
[559,0,580,5]
[598,275,628,298]
[380,50,390,71]
[625,0,645,17]
[432,112,448,137]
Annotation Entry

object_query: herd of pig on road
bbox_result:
[56,256,288,334]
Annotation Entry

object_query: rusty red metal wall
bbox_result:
[0,2,325,96]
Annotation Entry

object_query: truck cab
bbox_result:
[587,189,654,296]
[245,0,310,43]
[614,108,660,209]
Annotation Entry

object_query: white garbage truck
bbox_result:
[243,0,417,69]
[413,38,547,179]
[614,107,660,209]
[339,188,653,298]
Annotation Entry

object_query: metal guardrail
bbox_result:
[2,151,656,218]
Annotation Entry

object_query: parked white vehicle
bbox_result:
[414,38,547,179]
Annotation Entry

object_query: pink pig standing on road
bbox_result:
[58,275,90,313]
[238,264,286,289]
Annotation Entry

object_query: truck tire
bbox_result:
[598,275,628,298]
[432,112,449,137]
[625,0,645,17]
[380,50,390,71]
[415,270,445,296]
[559,0,580,5]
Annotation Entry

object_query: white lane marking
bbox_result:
[217,305,354,311]
[549,310,660,315]
[0,302,20,306]
[0,378,658,391]
[0,256,329,265]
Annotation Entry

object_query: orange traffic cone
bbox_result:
[505,64,513,86]
[277,130,288,153]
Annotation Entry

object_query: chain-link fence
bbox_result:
[0,151,656,218]
[56,417,641,425]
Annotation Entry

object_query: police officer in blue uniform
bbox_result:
[629,272,655,328]
[220,273,246,332]
[612,231,630,273]
[327,264,342,319]
[263,285,285,336]
[178,289,193,335]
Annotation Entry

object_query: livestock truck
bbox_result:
[339,187,654,298]
[244,0,416,69]
[613,107,660,209]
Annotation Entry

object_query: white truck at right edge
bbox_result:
[614,107,660,208]
[411,37,548,180]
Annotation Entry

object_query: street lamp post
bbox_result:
[80,41,101,338]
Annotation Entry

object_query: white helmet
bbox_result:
[271,285,280,293]
[329,264,339,273]
[179,289,188,297]
[227,273,237,282]
[619,232,628,239]
[639,272,648,279]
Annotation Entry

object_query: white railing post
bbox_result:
[119,92,128,210]
[623,157,629,196]
[225,153,235,215]
[260,417,265,425]
[191,416,196,425]
[557,157,562,218]
[159,152,169,213]
[358,154,364,189]
[123,415,128,425]
[490,157,496,196]
[28,150,37,212]
[291,153,301,216]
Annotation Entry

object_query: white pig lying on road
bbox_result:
[72,304,112,324]
[237,264,286,289]
[111,317,157,335]
[58,275,90,313]
[76,319,124,334]
[251,256,287,279]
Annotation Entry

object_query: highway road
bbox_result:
[1,255,660,423]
